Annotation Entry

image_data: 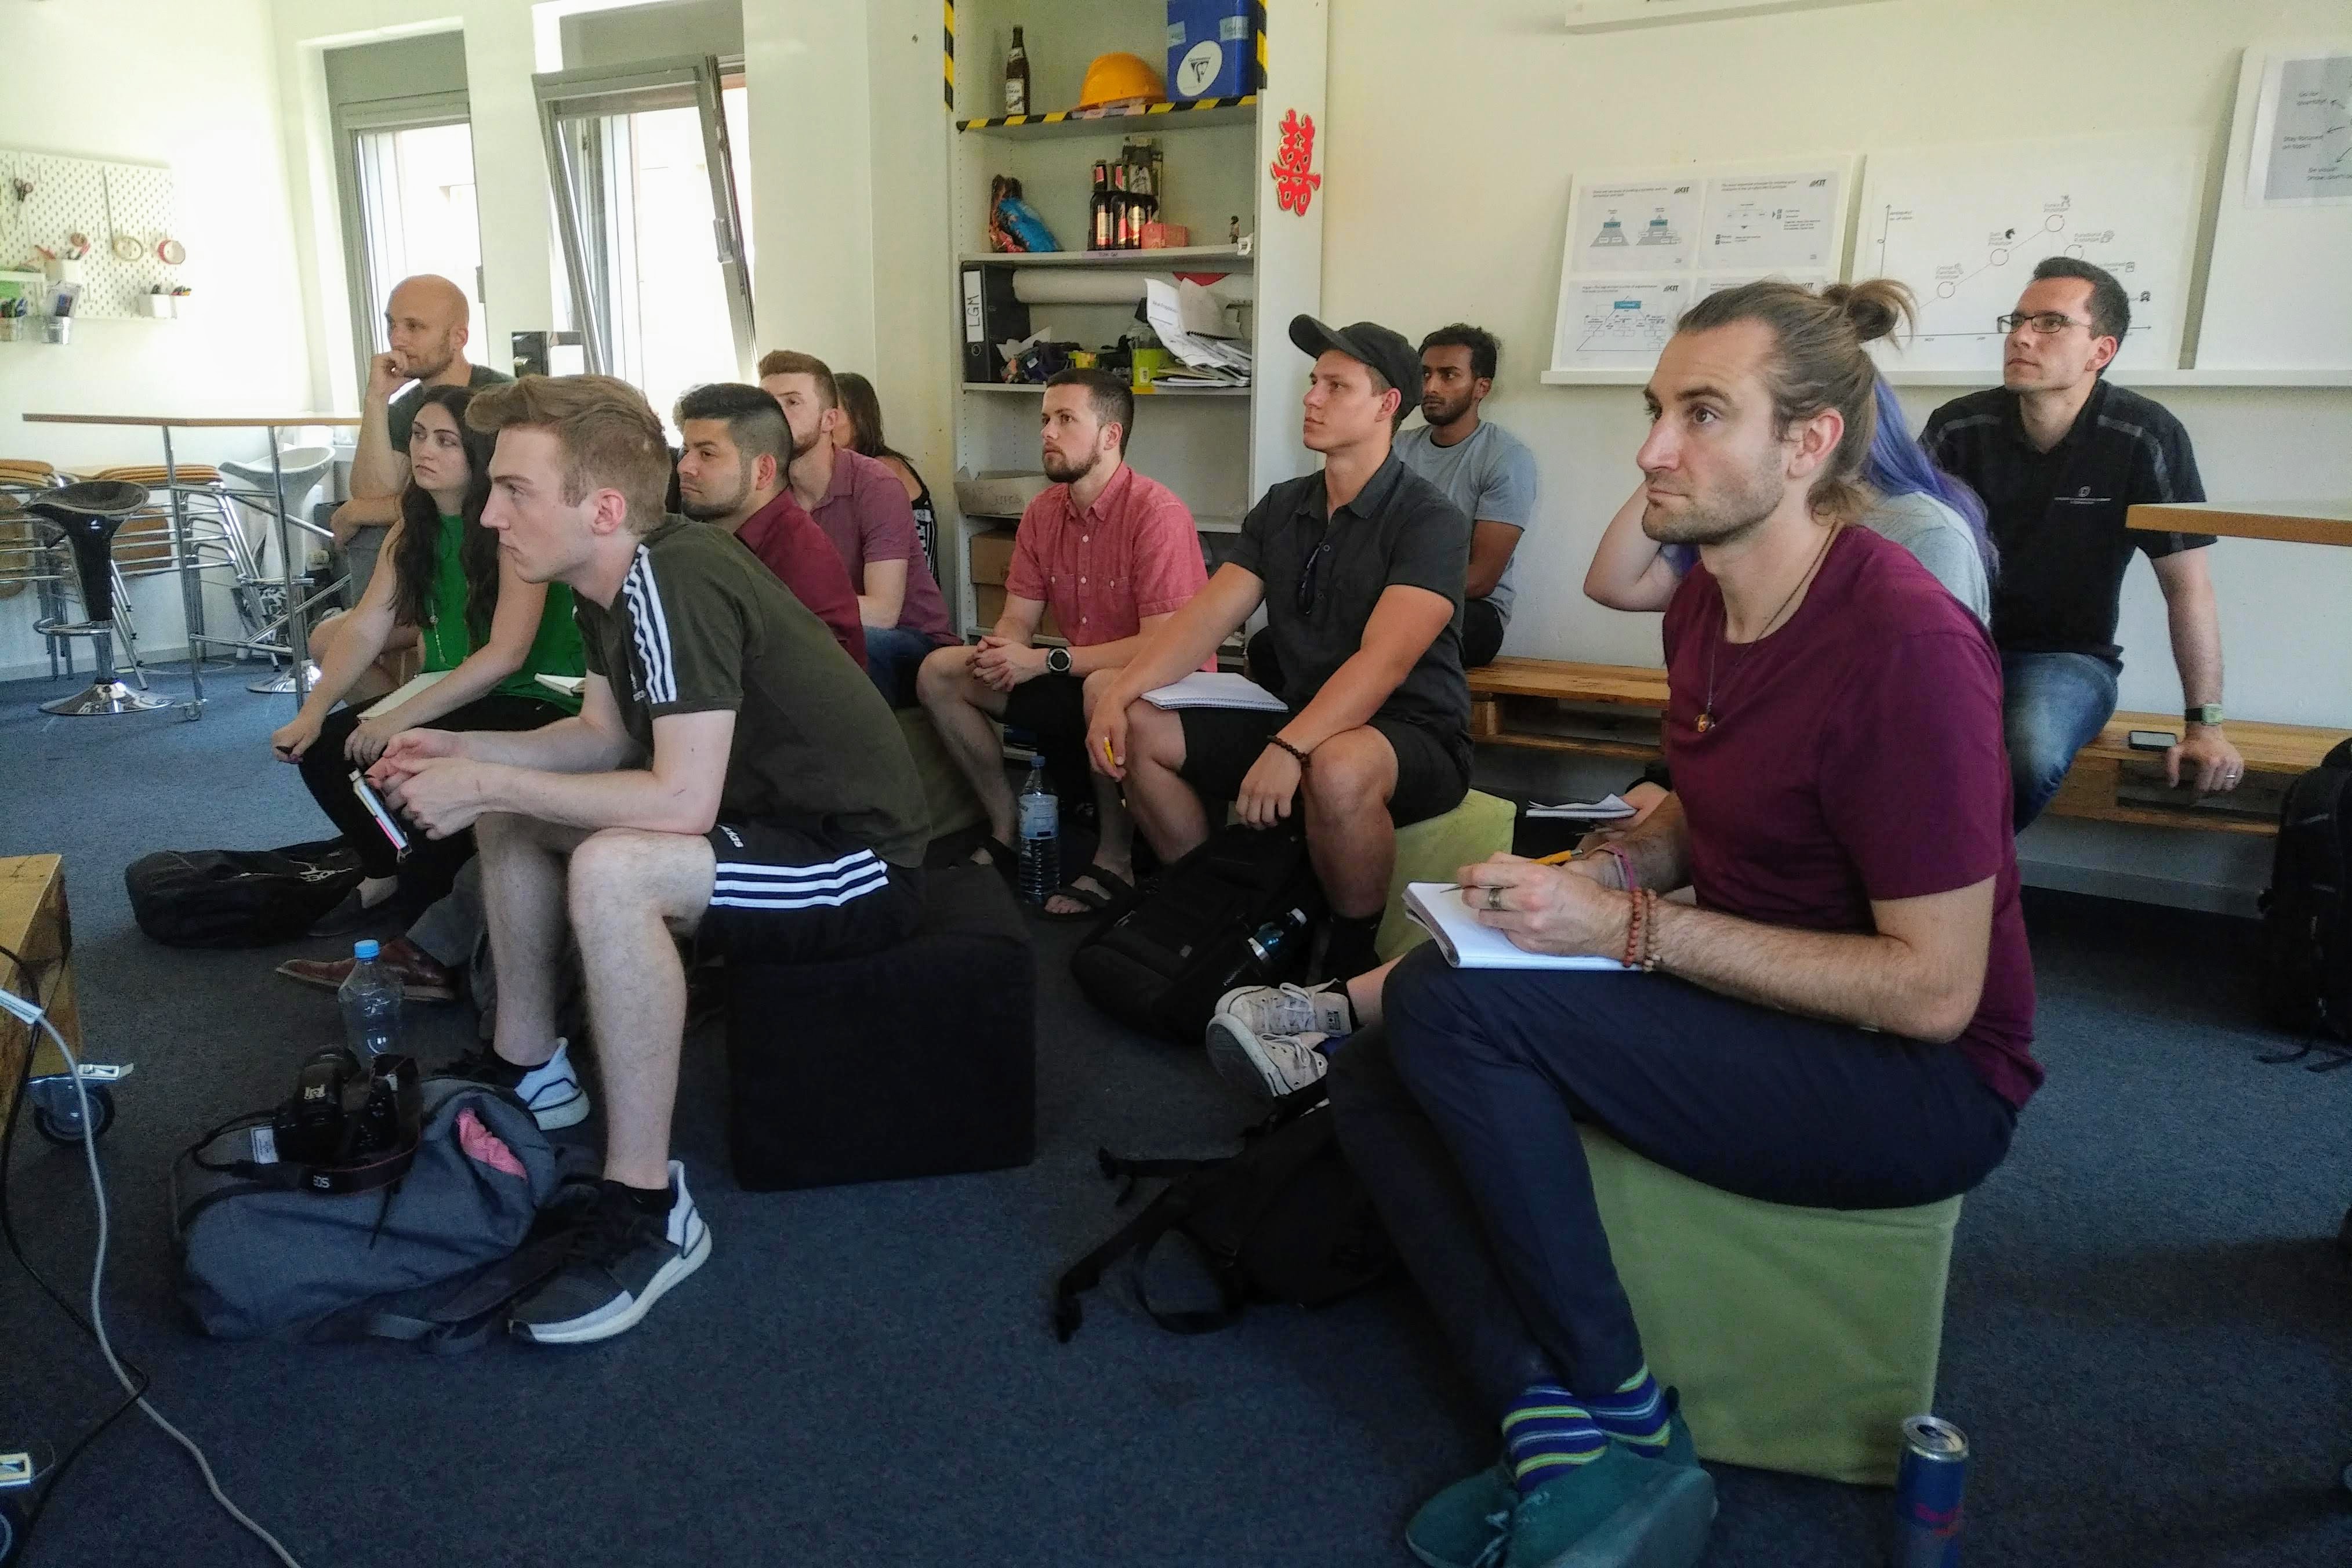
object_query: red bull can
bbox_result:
[1893,1414,1968,1567]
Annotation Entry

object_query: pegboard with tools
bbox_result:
[1,148,182,319]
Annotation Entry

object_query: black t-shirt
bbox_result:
[1229,452,1472,746]
[1922,380,2211,664]
[387,363,512,451]
[575,517,928,868]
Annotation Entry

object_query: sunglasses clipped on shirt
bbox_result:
[1295,531,1335,615]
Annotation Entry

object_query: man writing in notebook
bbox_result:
[1088,317,1472,983]
[1315,281,2039,1568]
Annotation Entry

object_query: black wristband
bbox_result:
[1268,736,1312,768]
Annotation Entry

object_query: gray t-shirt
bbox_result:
[1859,490,1991,628]
[386,362,511,451]
[1394,419,1540,620]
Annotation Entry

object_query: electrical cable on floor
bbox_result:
[0,978,306,1567]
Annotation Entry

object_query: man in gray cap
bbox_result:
[1087,315,1473,983]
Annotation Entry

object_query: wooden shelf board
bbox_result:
[2125,501,2352,549]
[959,245,1251,270]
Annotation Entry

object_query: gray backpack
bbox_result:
[172,1075,587,1349]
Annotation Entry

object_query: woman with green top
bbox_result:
[270,383,583,921]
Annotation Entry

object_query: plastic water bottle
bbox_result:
[337,939,405,1060]
[1247,906,1312,973]
[1017,754,1060,906]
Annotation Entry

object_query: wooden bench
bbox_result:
[1467,657,2348,835]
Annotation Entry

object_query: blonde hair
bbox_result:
[466,374,672,533]
[1675,278,1917,524]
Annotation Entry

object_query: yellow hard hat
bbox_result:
[1077,52,1166,110]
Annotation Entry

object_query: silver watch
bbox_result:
[1046,646,1072,677]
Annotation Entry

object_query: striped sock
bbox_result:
[1501,1384,1608,1495]
[1584,1365,1670,1456]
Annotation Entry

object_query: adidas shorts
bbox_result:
[702,818,923,962]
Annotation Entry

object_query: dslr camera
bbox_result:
[270,1047,419,1170]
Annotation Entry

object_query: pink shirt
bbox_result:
[1004,464,1209,656]
[1660,526,2039,1109]
[807,448,954,644]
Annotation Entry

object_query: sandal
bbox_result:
[1040,865,1137,922]
[970,836,1020,888]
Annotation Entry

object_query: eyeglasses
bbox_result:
[1997,311,2093,336]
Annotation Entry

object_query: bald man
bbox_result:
[316,275,511,681]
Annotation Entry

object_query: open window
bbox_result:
[535,53,754,419]
[336,88,488,376]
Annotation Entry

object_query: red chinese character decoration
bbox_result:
[1270,110,1321,215]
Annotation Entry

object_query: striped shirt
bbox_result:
[574,517,928,868]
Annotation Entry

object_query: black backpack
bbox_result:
[2259,739,2352,1041]
[1069,823,1326,1043]
[1052,1084,1395,1340]
[125,839,364,948]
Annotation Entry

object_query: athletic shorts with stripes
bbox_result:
[702,818,924,963]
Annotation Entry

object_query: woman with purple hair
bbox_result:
[1584,375,1993,622]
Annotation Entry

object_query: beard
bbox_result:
[1040,445,1098,484]
[678,459,754,521]
[1420,391,1473,427]
[401,336,459,382]
[1639,448,1785,548]
[790,422,825,460]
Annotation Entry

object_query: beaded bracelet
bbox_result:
[1595,844,1638,895]
[1621,889,1645,970]
[1641,889,1663,972]
[1267,736,1312,768]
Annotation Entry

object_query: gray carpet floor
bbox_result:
[1,666,2347,1567]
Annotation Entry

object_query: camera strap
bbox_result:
[185,1092,424,1197]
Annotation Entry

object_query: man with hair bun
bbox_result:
[1320,280,2038,1568]
[369,373,927,1346]
[1925,256,2240,828]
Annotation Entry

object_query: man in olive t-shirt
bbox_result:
[372,375,925,1346]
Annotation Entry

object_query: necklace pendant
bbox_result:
[1695,709,1715,734]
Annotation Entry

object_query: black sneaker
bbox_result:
[509,1160,710,1345]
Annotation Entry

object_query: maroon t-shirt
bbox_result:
[1660,526,2040,1109]
[732,491,868,670]
[807,448,955,645]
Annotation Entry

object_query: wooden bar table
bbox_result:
[2126,499,2352,549]
[21,412,361,717]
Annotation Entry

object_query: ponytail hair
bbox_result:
[1675,277,1917,525]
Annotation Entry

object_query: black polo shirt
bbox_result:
[1922,379,2211,665]
[1229,451,1472,745]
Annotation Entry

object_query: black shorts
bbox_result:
[1175,709,1471,829]
[999,670,1088,741]
[702,818,923,962]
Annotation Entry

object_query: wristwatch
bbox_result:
[1046,647,1072,676]
[2184,703,2224,727]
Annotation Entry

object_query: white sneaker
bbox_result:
[1205,1016,1332,1101]
[510,1159,710,1345]
[513,1043,590,1130]
[1214,981,1353,1040]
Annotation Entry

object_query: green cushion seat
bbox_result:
[1580,1124,1961,1486]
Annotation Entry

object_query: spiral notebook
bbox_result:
[1403,883,1633,972]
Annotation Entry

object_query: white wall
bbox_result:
[1320,0,2352,910]
[0,0,313,680]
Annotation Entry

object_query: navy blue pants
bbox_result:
[1326,944,2018,1418]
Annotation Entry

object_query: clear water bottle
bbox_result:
[337,939,405,1060]
[1247,906,1312,973]
[1017,754,1059,906]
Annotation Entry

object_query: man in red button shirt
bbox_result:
[1320,281,2039,1568]
[673,384,866,669]
[918,369,1208,916]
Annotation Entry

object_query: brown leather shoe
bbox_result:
[275,937,458,1003]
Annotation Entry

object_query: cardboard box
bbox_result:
[969,528,1018,587]
[953,469,1051,520]
[0,856,84,1128]
[974,584,1061,640]
[1141,222,1191,249]
[1166,0,1256,101]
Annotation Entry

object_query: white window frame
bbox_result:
[333,88,480,382]
[533,53,754,380]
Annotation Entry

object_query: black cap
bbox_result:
[1288,315,1421,410]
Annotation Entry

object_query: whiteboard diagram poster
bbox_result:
[2249,50,2352,205]
[1856,135,2201,373]
[1550,159,1852,373]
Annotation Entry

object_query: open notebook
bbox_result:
[1403,882,1634,972]
[1141,672,1287,712]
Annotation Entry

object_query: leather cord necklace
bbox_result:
[1697,522,1842,735]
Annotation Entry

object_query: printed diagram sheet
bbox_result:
[1857,138,2199,372]
[1562,280,1690,360]
[1568,180,1701,273]
[1697,170,1843,273]
[2251,51,2352,205]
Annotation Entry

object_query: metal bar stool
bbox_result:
[1,463,80,680]
[26,480,172,716]
[220,447,337,694]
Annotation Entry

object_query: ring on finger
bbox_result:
[1486,885,1504,912]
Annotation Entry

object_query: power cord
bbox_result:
[0,966,306,1567]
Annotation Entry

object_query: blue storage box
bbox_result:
[1166,0,1256,101]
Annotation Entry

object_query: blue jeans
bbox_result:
[2002,652,2120,830]
[862,625,938,709]
[1325,946,2015,1416]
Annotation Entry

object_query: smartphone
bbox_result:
[349,771,409,854]
[2126,729,2178,752]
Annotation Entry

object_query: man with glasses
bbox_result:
[1087,317,1472,983]
[1924,257,2241,829]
